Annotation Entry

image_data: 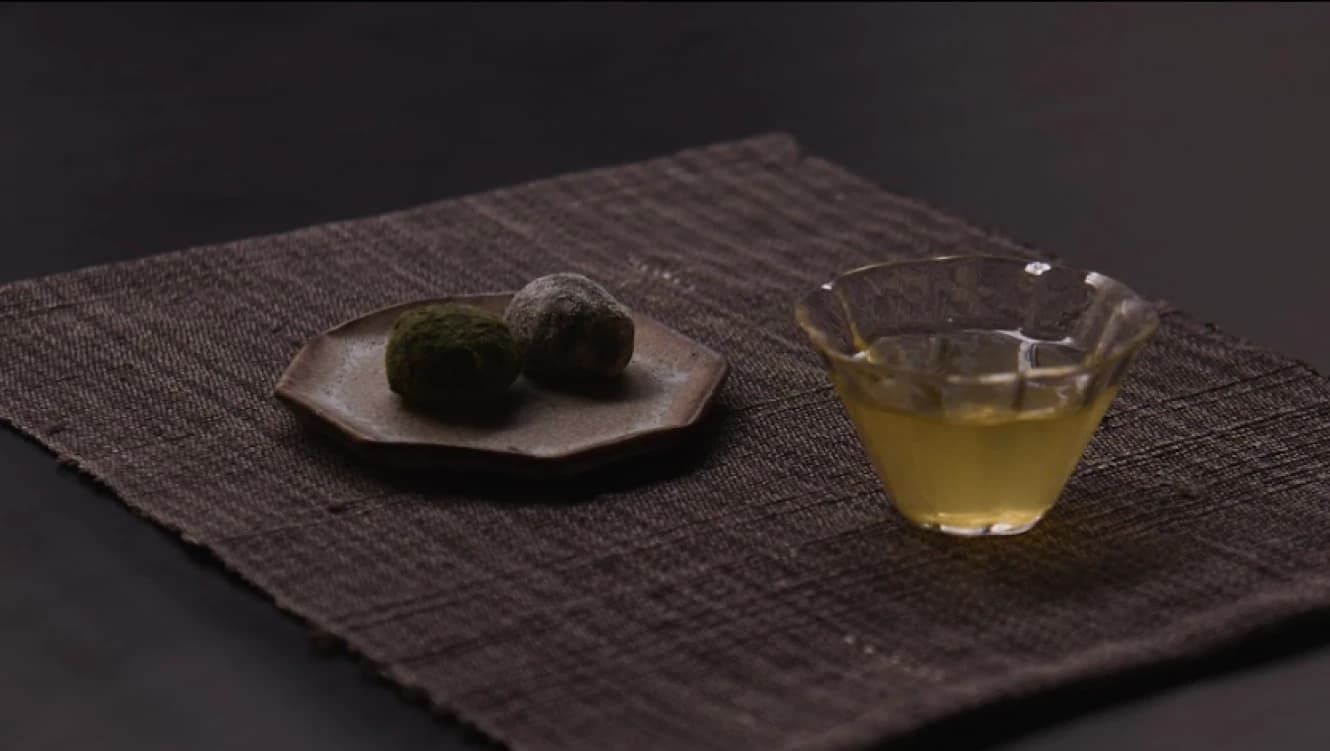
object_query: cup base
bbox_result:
[913,516,1043,537]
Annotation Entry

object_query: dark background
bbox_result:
[3,3,1330,749]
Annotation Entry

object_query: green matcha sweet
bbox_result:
[504,273,635,380]
[385,303,522,406]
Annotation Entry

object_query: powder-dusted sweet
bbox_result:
[505,273,635,379]
[385,303,522,406]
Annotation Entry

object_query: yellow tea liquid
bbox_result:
[836,331,1116,534]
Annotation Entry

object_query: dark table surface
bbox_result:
[4,3,1330,750]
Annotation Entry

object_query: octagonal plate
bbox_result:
[274,294,728,476]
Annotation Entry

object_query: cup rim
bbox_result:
[793,255,1162,386]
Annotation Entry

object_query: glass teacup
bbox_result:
[795,256,1159,536]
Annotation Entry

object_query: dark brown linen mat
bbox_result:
[3,135,1330,751]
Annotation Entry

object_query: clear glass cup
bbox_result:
[795,256,1159,536]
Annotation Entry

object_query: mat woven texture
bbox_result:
[3,135,1329,751]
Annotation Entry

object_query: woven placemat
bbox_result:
[3,135,1329,751]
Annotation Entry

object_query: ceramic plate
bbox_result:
[274,294,729,476]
